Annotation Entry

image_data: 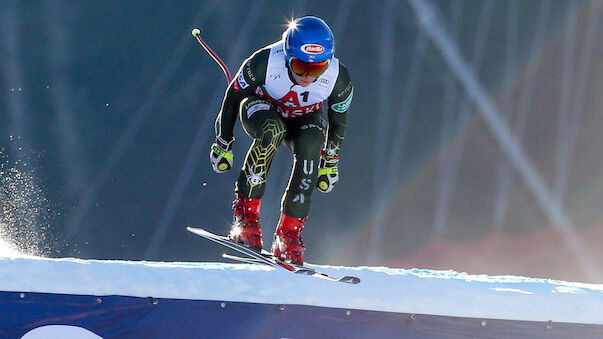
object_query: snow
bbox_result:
[0,238,22,257]
[1,255,602,325]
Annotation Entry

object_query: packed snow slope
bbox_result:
[0,238,20,257]
[0,255,602,325]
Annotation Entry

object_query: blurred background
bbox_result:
[1,0,601,283]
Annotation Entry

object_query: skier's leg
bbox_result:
[272,112,325,264]
[230,96,285,250]
[280,112,325,218]
[236,97,286,198]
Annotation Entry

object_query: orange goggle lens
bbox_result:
[289,58,330,77]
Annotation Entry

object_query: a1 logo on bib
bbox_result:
[301,44,325,55]
[280,91,301,106]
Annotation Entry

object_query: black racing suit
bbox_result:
[215,44,353,218]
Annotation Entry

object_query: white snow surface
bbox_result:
[0,238,21,257]
[1,255,602,325]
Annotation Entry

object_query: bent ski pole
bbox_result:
[192,28,232,84]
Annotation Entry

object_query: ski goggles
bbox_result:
[288,57,330,77]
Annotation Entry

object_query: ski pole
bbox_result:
[192,28,232,84]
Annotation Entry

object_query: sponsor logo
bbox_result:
[325,142,340,156]
[276,102,323,118]
[280,90,301,107]
[245,63,256,81]
[301,44,325,54]
[318,78,330,85]
[337,83,352,98]
[331,87,353,113]
[246,99,270,107]
[256,86,323,118]
[247,165,265,187]
[237,73,249,89]
[300,123,324,132]
[247,102,271,118]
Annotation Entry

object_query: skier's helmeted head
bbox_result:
[283,16,334,79]
[283,16,335,63]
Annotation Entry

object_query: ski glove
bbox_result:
[317,149,339,193]
[210,136,234,173]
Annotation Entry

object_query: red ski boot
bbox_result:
[271,213,307,265]
[229,192,263,252]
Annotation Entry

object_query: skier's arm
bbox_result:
[214,82,241,143]
[325,64,353,154]
[215,49,270,142]
[317,64,353,192]
[210,49,269,173]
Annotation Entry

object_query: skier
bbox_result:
[209,16,353,265]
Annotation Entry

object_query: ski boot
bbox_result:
[229,192,263,252]
[271,213,307,265]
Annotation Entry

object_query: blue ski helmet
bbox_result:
[283,16,335,63]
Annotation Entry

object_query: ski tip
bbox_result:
[341,276,361,284]
[186,226,206,236]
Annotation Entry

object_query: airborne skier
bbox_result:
[209,16,354,265]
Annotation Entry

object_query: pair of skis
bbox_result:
[187,227,360,284]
